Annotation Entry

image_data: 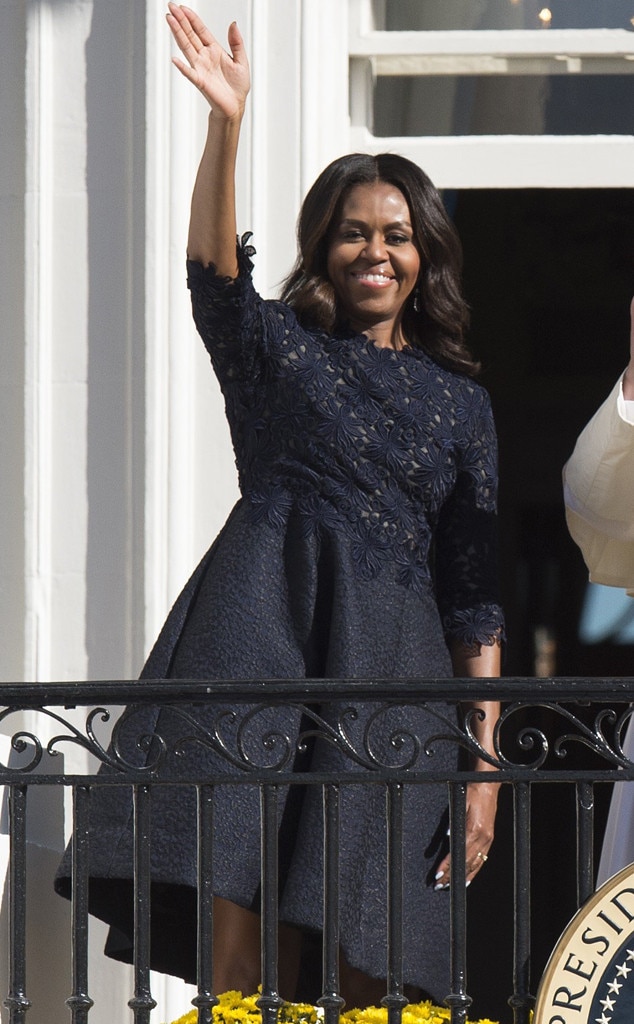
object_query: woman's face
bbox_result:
[326,180,421,347]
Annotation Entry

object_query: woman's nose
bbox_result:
[362,233,388,261]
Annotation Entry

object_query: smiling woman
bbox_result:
[325,181,420,350]
[281,150,477,375]
[55,3,505,1010]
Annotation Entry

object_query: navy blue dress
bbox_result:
[55,238,504,1001]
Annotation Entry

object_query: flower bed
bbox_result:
[167,989,498,1024]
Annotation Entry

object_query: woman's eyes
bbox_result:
[340,230,411,245]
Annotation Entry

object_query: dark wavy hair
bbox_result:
[280,152,478,376]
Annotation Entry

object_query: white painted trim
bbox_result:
[362,53,634,75]
[250,0,272,290]
[300,0,351,194]
[144,2,173,651]
[249,0,304,294]
[23,1,54,682]
[347,132,634,188]
[349,27,634,59]
[166,58,200,610]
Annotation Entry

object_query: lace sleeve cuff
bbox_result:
[186,232,256,293]
[442,603,506,653]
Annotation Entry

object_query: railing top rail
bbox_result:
[0,676,633,707]
[0,678,633,782]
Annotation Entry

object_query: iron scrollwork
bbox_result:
[0,696,633,777]
[494,701,634,769]
[118,699,495,774]
[0,705,165,776]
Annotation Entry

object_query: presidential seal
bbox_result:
[534,862,634,1024]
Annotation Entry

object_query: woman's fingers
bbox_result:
[167,3,207,59]
[226,20,248,68]
[434,842,491,890]
[178,5,217,48]
[434,852,450,890]
[167,4,240,67]
[434,783,496,889]
[166,4,250,112]
[466,845,490,882]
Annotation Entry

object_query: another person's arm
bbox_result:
[563,297,634,591]
[166,3,250,276]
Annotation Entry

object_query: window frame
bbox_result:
[348,0,634,187]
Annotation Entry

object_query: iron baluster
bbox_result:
[576,780,595,907]
[192,784,216,1024]
[509,781,534,1024]
[318,783,344,1024]
[128,785,157,1024]
[4,785,30,1024]
[383,781,407,1024]
[259,784,282,1024]
[66,785,94,1024]
[445,781,472,1024]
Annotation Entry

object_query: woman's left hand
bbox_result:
[435,641,502,890]
[434,778,499,890]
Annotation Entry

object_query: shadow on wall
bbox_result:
[84,1,146,681]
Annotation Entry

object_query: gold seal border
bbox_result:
[534,862,634,1023]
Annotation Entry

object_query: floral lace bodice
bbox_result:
[187,238,504,649]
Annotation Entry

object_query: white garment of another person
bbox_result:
[563,375,634,885]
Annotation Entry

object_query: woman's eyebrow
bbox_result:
[338,216,413,229]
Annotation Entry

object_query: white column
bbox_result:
[12,0,149,685]
[300,0,351,195]
[0,0,28,684]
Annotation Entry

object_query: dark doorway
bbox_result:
[455,187,634,678]
[450,188,634,1020]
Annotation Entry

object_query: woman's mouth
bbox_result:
[351,271,394,286]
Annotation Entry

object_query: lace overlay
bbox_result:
[187,236,504,649]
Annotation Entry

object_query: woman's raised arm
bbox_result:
[166,4,250,275]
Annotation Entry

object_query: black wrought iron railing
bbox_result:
[1,678,634,1024]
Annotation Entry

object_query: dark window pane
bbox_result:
[374,74,634,135]
[378,0,634,31]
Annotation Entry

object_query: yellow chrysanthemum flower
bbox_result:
[279,1003,318,1024]
[164,993,498,1024]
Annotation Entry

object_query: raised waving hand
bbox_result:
[167,4,250,119]
[166,5,250,274]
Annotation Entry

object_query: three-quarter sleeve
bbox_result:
[434,388,505,650]
[186,233,269,391]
